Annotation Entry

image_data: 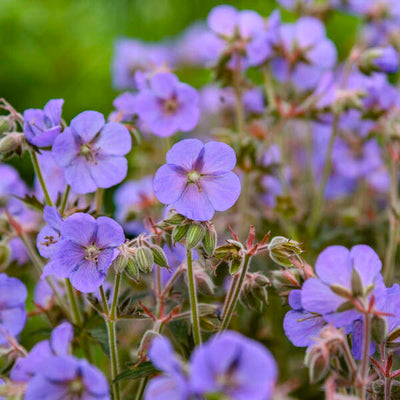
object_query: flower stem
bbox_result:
[186,248,201,346]
[384,150,399,283]
[219,253,251,331]
[360,313,372,400]
[221,273,240,320]
[30,150,53,207]
[96,188,104,214]
[307,113,340,237]
[134,377,149,400]
[65,278,82,326]
[263,64,276,111]
[101,273,122,400]
[60,184,71,215]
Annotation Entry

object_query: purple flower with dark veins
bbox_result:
[0,273,27,345]
[135,72,200,137]
[283,289,326,347]
[23,99,64,147]
[190,331,278,400]
[153,139,241,221]
[302,245,385,328]
[24,355,110,400]
[52,111,131,194]
[43,213,125,293]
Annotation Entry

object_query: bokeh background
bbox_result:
[0,1,363,398]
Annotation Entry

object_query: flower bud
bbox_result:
[172,224,189,244]
[202,224,217,257]
[138,329,159,359]
[305,349,330,383]
[150,245,168,267]
[240,273,270,310]
[0,116,12,134]
[165,211,186,225]
[134,246,154,274]
[114,243,132,273]
[268,236,303,267]
[371,315,388,344]
[0,242,9,266]
[125,258,140,281]
[271,268,301,290]
[0,132,22,155]
[184,263,214,295]
[359,46,399,75]
[186,223,206,249]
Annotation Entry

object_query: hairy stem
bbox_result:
[186,248,201,346]
[219,253,251,331]
[308,113,340,236]
[30,150,53,207]
[384,151,399,283]
[360,313,372,400]
[65,278,82,326]
[263,64,276,111]
[60,184,71,215]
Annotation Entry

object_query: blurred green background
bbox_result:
[0,0,356,121]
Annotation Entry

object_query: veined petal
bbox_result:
[166,139,203,170]
[199,141,237,174]
[61,213,97,245]
[52,129,79,167]
[95,123,132,156]
[153,164,187,204]
[69,260,106,293]
[89,155,128,189]
[70,111,105,143]
[64,157,98,194]
[95,217,125,248]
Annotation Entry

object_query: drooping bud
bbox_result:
[186,223,206,249]
[134,246,154,274]
[215,240,244,275]
[240,272,270,310]
[202,223,217,257]
[138,330,160,359]
[0,132,23,156]
[371,315,388,344]
[268,236,303,267]
[125,258,140,281]
[0,116,12,134]
[165,211,186,225]
[271,268,302,291]
[114,243,133,273]
[150,245,168,267]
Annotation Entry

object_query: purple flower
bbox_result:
[283,290,326,347]
[33,278,65,309]
[190,331,277,400]
[114,176,157,234]
[109,92,136,123]
[24,355,110,400]
[0,273,27,345]
[11,321,73,382]
[43,213,125,293]
[153,139,241,221]
[23,99,64,147]
[371,46,399,73]
[145,336,189,400]
[52,111,131,194]
[135,72,200,137]
[272,17,337,90]
[8,238,29,266]
[301,245,385,327]
[36,206,63,258]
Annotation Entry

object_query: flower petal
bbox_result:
[199,141,237,174]
[153,164,187,204]
[65,157,98,194]
[70,111,105,143]
[95,123,132,156]
[89,155,128,189]
[173,183,215,221]
[61,213,97,245]
[150,72,179,99]
[350,245,382,288]
[69,260,107,293]
[52,128,79,167]
[166,139,203,170]
[201,172,241,211]
[95,217,125,248]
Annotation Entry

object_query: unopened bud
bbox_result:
[186,223,206,249]
[172,224,189,244]
[165,212,186,225]
[138,330,159,359]
[371,315,388,343]
[125,258,140,281]
[229,257,243,275]
[268,236,303,267]
[134,246,154,273]
[359,46,399,75]
[306,350,330,383]
[150,245,168,267]
[202,224,217,257]
[0,116,12,134]
[240,273,270,310]
[0,132,22,154]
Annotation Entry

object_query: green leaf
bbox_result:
[14,194,44,212]
[113,362,160,383]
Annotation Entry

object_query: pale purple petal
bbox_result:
[207,5,238,37]
[69,260,107,293]
[95,217,125,248]
[350,245,382,288]
[150,73,179,99]
[166,139,203,170]
[153,165,187,205]
[95,123,132,156]
[52,129,79,167]
[64,157,98,194]
[199,141,237,174]
[70,111,105,143]
[61,213,97,245]
[89,155,128,188]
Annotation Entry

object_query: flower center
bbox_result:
[85,245,101,263]
[187,170,201,184]
[68,378,84,397]
[79,143,98,163]
[163,98,178,114]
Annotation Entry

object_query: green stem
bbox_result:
[360,313,372,400]
[65,278,82,326]
[263,64,276,111]
[60,184,71,215]
[186,248,201,346]
[307,114,340,236]
[221,274,240,320]
[384,152,399,283]
[134,377,149,400]
[101,274,121,400]
[30,150,53,206]
[219,253,251,331]
[96,188,104,214]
